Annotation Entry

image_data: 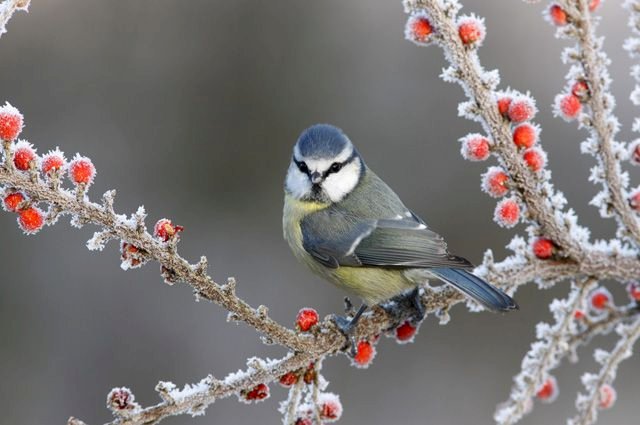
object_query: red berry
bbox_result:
[630,141,640,165]
[536,376,559,403]
[107,387,138,411]
[523,148,546,172]
[121,242,146,269]
[457,16,485,46]
[574,309,586,320]
[3,191,26,212]
[571,80,590,101]
[482,167,510,198]
[294,419,312,425]
[532,238,555,259]
[69,155,95,186]
[508,97,536,123]
[589,0,600,12]
[556,93,582,121]
[512,123,538,149]
[41,151,65,177]
[242,383,269,402]
[497,96,512,118]
[296,307,319,332]
[405,13,433,45]
[352,340,376,368]
[494,198,520,228]
[460,134,491,161]
[630,189,640,211]
[319,392,343,422]
[589,288,611,311]
[548,5,568,26]
[395,321,417,343]
[13,142,36,171]
[598,384,616,410]
[627,281,640,301]
[18,206,44,234]
[0,103,23,141]
[153,218,184,242]
[278,372,299,387]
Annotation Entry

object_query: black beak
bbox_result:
[310,171,323,184]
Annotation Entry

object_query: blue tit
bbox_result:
[283,124,517,326]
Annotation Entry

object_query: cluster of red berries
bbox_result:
[547,1,601,27]
[0,104,98,235]
[240,383,270,403]
[554,80,590,122]
[405,12,485,47]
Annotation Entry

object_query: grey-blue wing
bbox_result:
[300,210,472,270]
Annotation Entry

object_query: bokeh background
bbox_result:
[0,1,638,424]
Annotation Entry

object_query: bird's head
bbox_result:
[285,124,364,204]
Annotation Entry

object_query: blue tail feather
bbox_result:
[430,268,518,312]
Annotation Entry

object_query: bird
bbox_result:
[283,124,517,333]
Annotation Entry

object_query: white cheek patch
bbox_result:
[285,162,312,199]
[322,159,361,202]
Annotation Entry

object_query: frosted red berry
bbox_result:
[319,393,343,422]
[548,5,568,26]
[536,376,559,403]
[630,141,640,165]
[523,148,546,172]
[460,134,491,161]
[395,321,417,343]
[352,340,375,368]
[3,191,26,212]
[571,80,590,101]
[41,151,65,177]
[589,0,601,12]
[153,218,184,242]
[457,16,485,46]
[598,384,616,410]
[532,238,555,259]
[497,96,512,118]
[494,198,520,228]
[627,281,640,302]
[512,123,538,149]
[556,93,582,121]
[508,97,536,123]
[121,242,146,268]
[69,155,95,186]
[242,383,269,402]
[630,189,640,211]
[278,371,299,387]
[589,288,611,311]
[294,419,312,425]
[296,307,319,332]
[482,167,509,198]
[405,13,434,46]
[107,387,137,411]
[18,206,44,234]
[574,309,586,320]
[13,143,36,171]
[0,103,23,141]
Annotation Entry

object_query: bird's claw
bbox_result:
[381,286,426,329]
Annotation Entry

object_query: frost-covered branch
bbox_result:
[569,317,640,425]
[0,0,28,37]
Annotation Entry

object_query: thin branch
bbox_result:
[569,317,640,425]
[0,0,29,37]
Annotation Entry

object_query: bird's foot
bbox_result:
[331,303,368,356]
[381,286,426,329]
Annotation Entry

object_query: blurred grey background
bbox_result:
[0,1,637,424]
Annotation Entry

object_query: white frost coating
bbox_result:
[86,230,114,251]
